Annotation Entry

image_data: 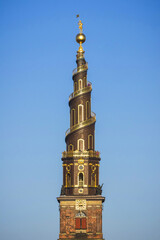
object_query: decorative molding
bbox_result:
[78,104,84,123]
[78,79,83,90]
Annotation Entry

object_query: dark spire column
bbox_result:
[61,19,102,196]
[66,20,95,153]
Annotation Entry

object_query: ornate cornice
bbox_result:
[57,195,105,203]
[62,150,100,159]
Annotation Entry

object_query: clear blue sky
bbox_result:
[0,0,160,240]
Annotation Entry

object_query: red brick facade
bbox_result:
[57,196,104,240]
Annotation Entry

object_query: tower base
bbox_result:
[57,195,105,240]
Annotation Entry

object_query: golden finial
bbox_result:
[76,15,86,54]
[78,20,83,33]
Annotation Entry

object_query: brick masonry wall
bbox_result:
[59,199,103,240]
[69,91,91,125]
[66,123,95,151]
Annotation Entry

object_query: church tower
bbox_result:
[57,18,105,240]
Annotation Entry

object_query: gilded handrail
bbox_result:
[69,81,92,101]
[62,150,100,159]
[65,112,96,137]
[72,62,88,76]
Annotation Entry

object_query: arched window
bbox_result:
[68,144,74,151]
[86,101,90,119]
[84,77,87,87]
[79,79,83,90]
[78,104,84,123]
[79,173,83,187]
[77,139,84,151]
[74,82,77,92]
[71,109,75,126]
[91,173,96,187]
[75,212,87,229]
[66,173,71,187]
[88,134,93,150]
[76,212,86,217]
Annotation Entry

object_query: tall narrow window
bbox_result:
[71,109,75,126]
[83,77,87,87]
[79,79,83,90]
[78,105,84,123]
[91,173,95,187]
[88,134,93,150]
[68,144,74,151]
[86,101,90,119]
[81,218,87,229]
[75,218,81,229]
[78,139,84,151]
[79,173,83,187]
[75,212,87,229]
[74,82,77,92]
[67,173,71,187]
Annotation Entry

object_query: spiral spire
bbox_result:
[58,19,105,240]
[61,18,102,197]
